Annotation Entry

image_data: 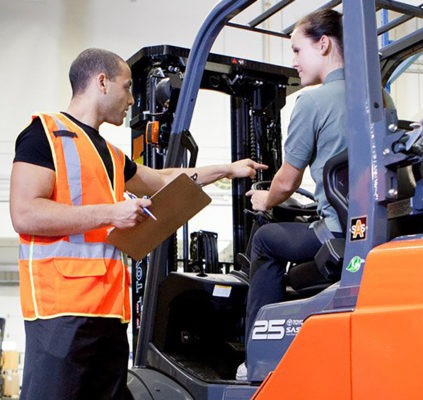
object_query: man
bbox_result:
[10,48,266,399]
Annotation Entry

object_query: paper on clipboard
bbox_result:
[107,173,211,260]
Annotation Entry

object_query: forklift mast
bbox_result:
[128,43,299,357]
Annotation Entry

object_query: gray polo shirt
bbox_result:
[284,68,347,233]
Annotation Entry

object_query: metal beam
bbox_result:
[337,0,388,306]
[377,2,423,36]
[376,0,423,17]
[135,0,258,368]
[380,26,423,84]
[248,0,295,28]
[226,21,291,39]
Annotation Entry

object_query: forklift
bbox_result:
[126,1,423,399]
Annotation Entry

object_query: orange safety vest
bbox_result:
[18,113,131,322]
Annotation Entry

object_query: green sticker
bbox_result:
[346,256,364,273]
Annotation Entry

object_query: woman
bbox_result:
[237,8,347,381]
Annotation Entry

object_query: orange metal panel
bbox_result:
[356,238,423,308]
[253,312,352,400]
[351,238,423,400]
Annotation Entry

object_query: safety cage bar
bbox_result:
[226,0,423,43]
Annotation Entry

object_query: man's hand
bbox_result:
[227,159,268,179]
[245,189,270,211]
[111,198,153,229]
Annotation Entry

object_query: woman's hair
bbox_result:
[294,9,343,56]
[69,48,126,96]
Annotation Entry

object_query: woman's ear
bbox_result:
[319,34,330,55]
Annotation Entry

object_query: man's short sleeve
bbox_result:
[124,156,138,182]
[14,117,55,170]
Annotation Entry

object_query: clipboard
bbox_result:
[107,173,211,260]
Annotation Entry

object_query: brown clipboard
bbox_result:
[107,173,211,260]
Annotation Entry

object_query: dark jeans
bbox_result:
[21,316,132,400]
[245,221,342,344]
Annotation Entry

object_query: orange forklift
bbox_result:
[126,1,423,399]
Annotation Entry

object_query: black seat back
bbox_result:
[323,149,349,234]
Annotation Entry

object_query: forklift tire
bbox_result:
[127,368,194,400]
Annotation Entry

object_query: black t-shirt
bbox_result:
[14,112,137,186]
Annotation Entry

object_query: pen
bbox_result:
[141,206,158,221]
[125,192,158,221]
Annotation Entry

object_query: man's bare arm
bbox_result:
[125,158,268,197]
[10,162,151,236]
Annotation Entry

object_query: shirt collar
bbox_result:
[324,68,345,84]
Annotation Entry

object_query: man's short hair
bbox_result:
[69,48,126,95]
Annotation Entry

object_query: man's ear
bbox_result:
[97,72,108,94]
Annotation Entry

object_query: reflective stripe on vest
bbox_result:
[51,114,86,243]
[19,241,122,261]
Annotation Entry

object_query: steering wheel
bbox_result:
[251,181,318,221]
